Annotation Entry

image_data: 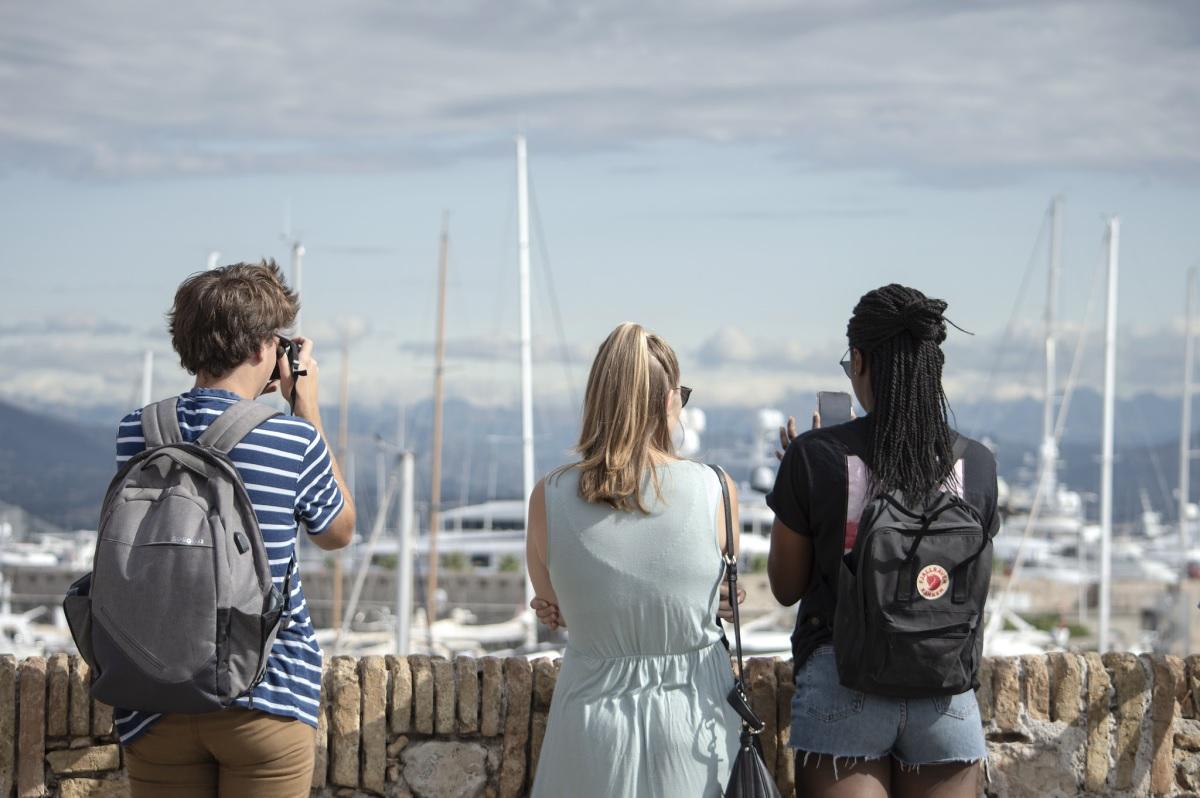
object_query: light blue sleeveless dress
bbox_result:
[532,461,740,797]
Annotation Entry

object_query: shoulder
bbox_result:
[255,413,321,451]
[118,408,143,428]
[787,416,866,462]
[954,432,997,471]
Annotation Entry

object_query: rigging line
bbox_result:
[967,207,1051,441]
[527,172,580,414]
[988,229,1107,632]
[1132,399,1174,514]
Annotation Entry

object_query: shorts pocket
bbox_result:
[799,650,866,723]
[931,692,974,720]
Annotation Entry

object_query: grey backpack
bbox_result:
[64,397,289,714]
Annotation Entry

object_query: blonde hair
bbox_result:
[566,322,681,513]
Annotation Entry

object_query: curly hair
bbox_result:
[168,260,298,378]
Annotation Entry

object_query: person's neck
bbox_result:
[194,369,264,401]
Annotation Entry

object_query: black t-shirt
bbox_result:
[765,415,999,667]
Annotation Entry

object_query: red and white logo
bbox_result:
[916,564,950,600]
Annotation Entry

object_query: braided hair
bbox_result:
[847,283,956,504]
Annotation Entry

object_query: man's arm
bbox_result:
[284,337,356,550]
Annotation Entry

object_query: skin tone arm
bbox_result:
[279,337,356,550]
[526,479,562,629]
[194,334,356,551]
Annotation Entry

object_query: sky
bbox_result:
[1,1,1199,418]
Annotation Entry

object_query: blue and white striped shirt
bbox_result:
[112,387,344,744]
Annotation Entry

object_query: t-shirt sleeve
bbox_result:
[766,437,813,536]
[115,410,144,467]
[296,425,345,534]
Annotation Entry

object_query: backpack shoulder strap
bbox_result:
[141,397,182,448]
[198,400,281,454]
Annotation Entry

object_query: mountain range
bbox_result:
[2,389,1197,536]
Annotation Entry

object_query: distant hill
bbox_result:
[2,390,1199,532]
[0,400,112,530]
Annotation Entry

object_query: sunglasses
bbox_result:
[679,385,692,407]
[840,350,853,379]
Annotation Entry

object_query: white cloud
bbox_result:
[2,1,1198,181]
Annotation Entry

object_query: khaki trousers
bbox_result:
[125,708,314,798]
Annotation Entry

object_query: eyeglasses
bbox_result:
[840,350,853,379]
[679,385,692,407]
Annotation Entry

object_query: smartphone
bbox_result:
[817,391,853,427]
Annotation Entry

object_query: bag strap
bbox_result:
[197,400,281,454]
[708,465,746,681]
[141,397,183,448]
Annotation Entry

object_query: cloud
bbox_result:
[689,319,1197,405]
[0,317,135,338]
[2,1,1198,181]
[398,336,592,364]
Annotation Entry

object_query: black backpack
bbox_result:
[832,438,991,697]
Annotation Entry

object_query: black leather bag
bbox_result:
[709,464,783,798]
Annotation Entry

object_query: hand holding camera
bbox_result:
[267,336,320,418]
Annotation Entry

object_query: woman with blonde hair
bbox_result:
[526,322,742,797]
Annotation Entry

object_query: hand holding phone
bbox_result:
[817,391,853,427]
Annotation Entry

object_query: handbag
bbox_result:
[708,464,783,798]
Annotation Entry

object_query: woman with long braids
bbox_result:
[768,284,999,798]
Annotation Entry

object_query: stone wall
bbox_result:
[2,652,1199,797]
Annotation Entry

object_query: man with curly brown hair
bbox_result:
[115,259,356,797]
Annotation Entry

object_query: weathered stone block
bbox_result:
[1104,651,1146,790]
[1084,652,1112,793]
[976,657,994,724]
[746,658,777,779]
[410,656,434,736]
[360,656,387,794]
[498,658,531,798]
[387,655,413,735]
[1185,654,1200,719]
[1,656,16,798]
[45,654,69,739]
[993,657,1021,732]
[46,745,120,775]
[387,734,409,759]
[479,657,504,738]
[1020,654,1049,721]
[532,659,558,712]
[402,741,487,798]
[57,774,129,798]
[90,700,112,740]
[312,663,331,791]
[1147,654,1184,795]
[1048,652,1083,724]
[456,656,479,735]
[433,658,456,735]
[528,712,548,789]
[329,656,361,789]
[1177,732,1200,751]
[67,658,90,738]
[19,657,46,798]
[774,659,795,798]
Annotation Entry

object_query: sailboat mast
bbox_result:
[1180,267,1196,550]
[291,241,305,336]
[426,214,450,643]
[1041,197,1062,502]
[516,135,537,649]
[1099,217,1120,653]
[140,350,154,407]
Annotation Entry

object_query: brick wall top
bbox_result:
[2,653,1199,797]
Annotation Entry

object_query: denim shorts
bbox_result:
[789,646,987,766]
